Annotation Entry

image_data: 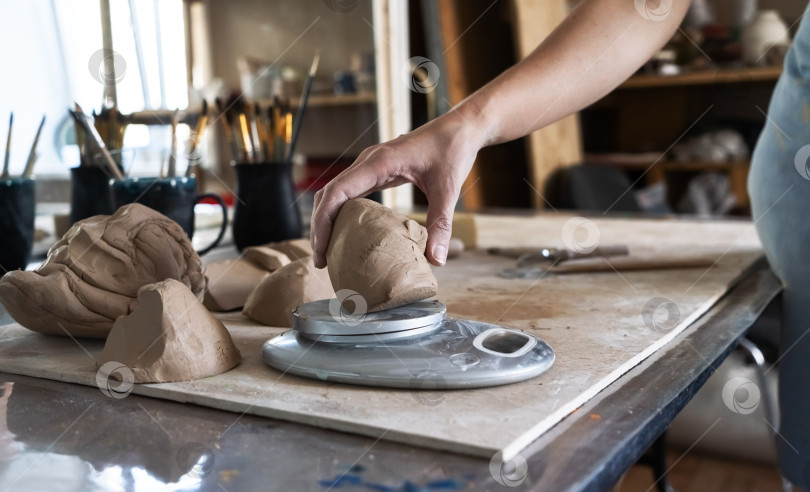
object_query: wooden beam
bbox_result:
[510,0,583,209]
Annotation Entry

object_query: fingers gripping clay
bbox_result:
[326,198,437,312]
[97,279,241,383]
[242,257,334,327]
[0,204,205,338]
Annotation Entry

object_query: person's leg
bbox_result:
[749,5,810,486]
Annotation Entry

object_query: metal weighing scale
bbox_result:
[261,299,555,389]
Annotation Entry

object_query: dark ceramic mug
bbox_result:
[0,177,35,273]
[110,177,227,255]
[70,166,116,224]
[232,162,302,251]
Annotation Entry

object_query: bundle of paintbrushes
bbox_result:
[217,50,320,165]
[1,112,46,180]
[69,103,124,181]
[70,101,211,180]
[216,95,293,164]
[160,100,210,178]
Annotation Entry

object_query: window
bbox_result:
[0,0,188,177]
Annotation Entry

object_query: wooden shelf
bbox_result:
[619,65,782,89]
[586,155,751,208]
[587,156,750,171]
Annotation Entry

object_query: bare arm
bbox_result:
[311,0,690,268]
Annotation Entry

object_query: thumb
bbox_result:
[424,198,455,266]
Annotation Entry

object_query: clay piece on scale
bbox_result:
[326,198,437,312]
[98,279,241,383]
[0,204,205,339]
[243,257,334,327]
[203,258,272,312]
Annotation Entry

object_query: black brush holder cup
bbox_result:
[233,162,302,251]
[70,166,115,224]
[0,177,35,273]
[111,177,228,256]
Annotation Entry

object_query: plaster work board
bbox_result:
[0,214,763,460]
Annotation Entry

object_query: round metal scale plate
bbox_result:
[292,299,446,337]
[262,300,555,389]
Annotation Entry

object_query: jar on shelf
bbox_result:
[741,10,790,66]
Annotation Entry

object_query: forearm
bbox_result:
[456,0,690,146]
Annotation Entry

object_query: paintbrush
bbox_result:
[71,103,124,181]
[2,113,13,178]
[266,104,276,159]
[254,102,269,159]
[186,100,208,178]
[192,99,209,153]
[233,99,253,163]
[167,108,179,177]
[284,101,292,159]
[287,50,320,161]
[215,97,240,159]
[273,96,283,162]
[245,102,262,162]
[22,115,46,178]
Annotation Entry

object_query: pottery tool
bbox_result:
[262,299,555,389]
[1,113,12,178]
[500,254,717,278]
[167,109,179,177]
[287,50,320,161]
[22,115,46,178]
[489,244,629,262]
[70,103,124,181]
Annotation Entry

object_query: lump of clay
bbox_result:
[262,238,312,261]
[98,279,240,383]
[0,204,205,339]
[243,257,333,327]
[242,245,291,271]
[203,258,272,312]
[327,198,437,312]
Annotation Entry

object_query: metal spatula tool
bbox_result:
[261,299,555,389]
[498,244,629,278]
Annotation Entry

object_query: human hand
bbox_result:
[311,110,485,268]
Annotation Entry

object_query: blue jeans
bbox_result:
[749,3,810,486]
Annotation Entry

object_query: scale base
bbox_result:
[261,300,555,389]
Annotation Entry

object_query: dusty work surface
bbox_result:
[0,214,762,460]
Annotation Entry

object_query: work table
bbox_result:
[0,213,781,491]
